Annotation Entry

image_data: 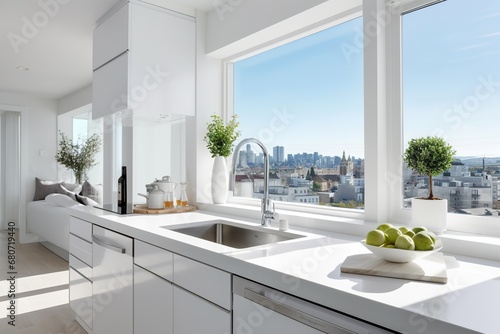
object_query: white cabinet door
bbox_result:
[92,52,129,119]
[173,286,231,334]
[173,254,231,309]
[92,2,195,120]
[93,3,129,70]
[69,268,93,330]
[92,226,133,334]
[128,3,195,117]
[134,265,173,334]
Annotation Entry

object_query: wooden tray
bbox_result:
[133,204,197,214]
[340,252,447,284]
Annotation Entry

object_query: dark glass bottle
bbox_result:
[117,166,127,214]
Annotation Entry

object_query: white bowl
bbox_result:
[361,239,443,263]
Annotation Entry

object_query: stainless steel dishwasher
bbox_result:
[233,276,394,334]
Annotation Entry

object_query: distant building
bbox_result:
[339,151,353,176]
[273,146,285,163]
[312,175,329,191]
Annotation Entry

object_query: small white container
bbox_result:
[279,219,289,231]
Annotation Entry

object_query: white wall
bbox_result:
[0,92,58,241]
[205,0,360,58]
[58,84,92,115]
[191,10,224,204]
[206,0,328,55]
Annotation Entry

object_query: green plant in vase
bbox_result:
[55,131,101,184]
[204,114,241,204]
[403,136,455,234]
[204,114,241,158]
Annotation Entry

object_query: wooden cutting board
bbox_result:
[133,204,197,214]
[340,252,447,283]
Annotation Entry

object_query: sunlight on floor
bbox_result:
[0,270,68,297]
[0,288,69,319]
[0,270,69,319]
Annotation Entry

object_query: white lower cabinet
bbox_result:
[134,240,174,333]
[69,267,93,330]
[69,217,93,332]
[134,265,173,334]
[92,226,133,334]
[173,254,232,333]
[173,285,231,334]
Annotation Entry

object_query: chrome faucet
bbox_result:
[230,138,277,227]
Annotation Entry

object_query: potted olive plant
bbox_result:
[403,136,455,233]
[55,131,101,184]
[204,114,241,204]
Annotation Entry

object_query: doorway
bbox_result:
[0,110,21,230]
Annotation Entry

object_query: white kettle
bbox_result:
[138,185,164,209]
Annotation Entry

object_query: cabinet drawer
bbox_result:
[69,217,92,242]
[173,255,231,310]
[69,268,93,329]
[135,240,173,282]
[69,234,92,267]
[69,254,92,281]
[93,3,129,69]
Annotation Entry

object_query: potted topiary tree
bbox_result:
[403,136,455,233]
[204,114,241,204]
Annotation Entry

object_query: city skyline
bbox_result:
[238,143,362,165]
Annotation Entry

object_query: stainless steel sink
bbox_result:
[170,220,304,249]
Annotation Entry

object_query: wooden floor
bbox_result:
[0,229,87,334]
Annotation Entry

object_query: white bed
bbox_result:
[27,200,83,259]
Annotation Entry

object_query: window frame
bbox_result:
[386,0,500,236]
[223,9,366,222]
[216,0,500,237]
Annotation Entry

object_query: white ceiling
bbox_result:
[0,0,214,100]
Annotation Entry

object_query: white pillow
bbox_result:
[45,193,81,207]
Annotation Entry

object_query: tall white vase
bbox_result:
[211,156,228,204]
[411,198,448,234]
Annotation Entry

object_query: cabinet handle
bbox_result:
[243,288,353,334]
[92,235,126,254]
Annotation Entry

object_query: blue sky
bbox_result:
[234,17,364,159]
[403,0,500,157]
[234,0,500,160]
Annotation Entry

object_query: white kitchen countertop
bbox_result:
[69,206,500,334]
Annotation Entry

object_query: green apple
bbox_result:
[413,233,434,251]
[383,244,395,248]
[398,226,410,234]
[395,235,415,250]
[376,223,394,232]
[412,226,428,234]
[385,227,403,245]
[366,230,386,246]
[404,230,416,238]
[417,230,437,243]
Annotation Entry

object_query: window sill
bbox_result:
[197,202,500,262]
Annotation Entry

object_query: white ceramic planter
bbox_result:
[411,198,448,234]
[211,156,228,204]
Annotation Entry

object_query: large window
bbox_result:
[402,0,500,219]
[230,17,364,210]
